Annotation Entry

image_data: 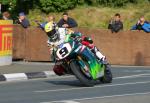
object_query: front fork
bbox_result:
[77,56,89,72]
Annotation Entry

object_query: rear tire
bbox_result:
[70,61,96,87]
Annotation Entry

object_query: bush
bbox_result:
[38,0,139,13]
[39,0,78,13]
[1,0,149,15]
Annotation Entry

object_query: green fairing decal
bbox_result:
[88,59,103,79]
[82,49,104,79]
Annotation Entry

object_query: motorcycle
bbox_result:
[34,21,112,86]
[52,33,112,87]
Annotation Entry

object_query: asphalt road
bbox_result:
[1,66,150,103]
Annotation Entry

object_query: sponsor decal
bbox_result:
[0,20,13,56]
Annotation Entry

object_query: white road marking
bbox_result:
[64,101,79,103]
[34,81,150,93]
[43,101,79,103]
[43,92,150,103]
[112,65,150,68]
[42,100,80,103]
[123,70,150,73]
[62,101,79,103]
[114,73,150,79]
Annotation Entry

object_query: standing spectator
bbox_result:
[2,11,11,20]
[57,12,78,28]
[17,12,30,28]
[131,16,150,33]
[108,13,123,33]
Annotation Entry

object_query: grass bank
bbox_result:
[28,2,150,30]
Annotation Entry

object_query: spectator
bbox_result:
[2,11,11,20]
[57,12,78,28]
[131,16,150,33]
[17,12,30,28]
[108,13,123,33]
[37,15,55,30]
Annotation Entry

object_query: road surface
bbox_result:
[0,66,150,103]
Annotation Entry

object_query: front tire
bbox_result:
[70,61,96,87]
[100,64,112,83]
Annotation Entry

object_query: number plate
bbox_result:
[56,43,72,60]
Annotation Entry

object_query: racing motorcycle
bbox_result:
[34,20,112,86]
[52,33,112,87]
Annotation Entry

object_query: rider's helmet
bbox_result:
[83,37,93,44]
[44,21,59,42]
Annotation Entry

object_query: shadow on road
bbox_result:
[45,79,103,87]
[45,80,88,87]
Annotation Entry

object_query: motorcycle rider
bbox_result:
[44,16,59,45]
[44,16,67,49]
[44,15,75,46]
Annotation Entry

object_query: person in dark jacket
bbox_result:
[131,16,150,33]
[17,12,30,28]
[108,13,123,33]
[57,12,78,28]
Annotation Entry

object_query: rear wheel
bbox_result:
[70,60,96,87]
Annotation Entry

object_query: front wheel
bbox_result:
[70,61,96,87]
[100,64,113,83]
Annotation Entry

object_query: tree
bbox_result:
[0,0,17,11]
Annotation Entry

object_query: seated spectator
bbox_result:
[2,11,12,20]
[17,12,30,28]
[131,16,150,33]
[57,12,78,28]
[108,13,123,33]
